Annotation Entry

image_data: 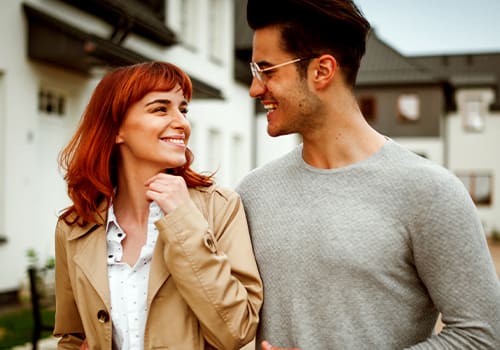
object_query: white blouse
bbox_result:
[106,201,162,350]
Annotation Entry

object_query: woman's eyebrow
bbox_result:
[145,99,171,106]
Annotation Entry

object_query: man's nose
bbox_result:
[249,77,266,98]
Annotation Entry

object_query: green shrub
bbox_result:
[0,308,55,348]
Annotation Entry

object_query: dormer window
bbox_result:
[456,89,494,132]
[397,94,420,122]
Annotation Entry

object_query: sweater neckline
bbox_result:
[293,138,393,174]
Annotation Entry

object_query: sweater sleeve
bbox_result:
[155,188,263,350]
[407,173,500,349]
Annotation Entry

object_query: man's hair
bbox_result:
[247,0,371,87]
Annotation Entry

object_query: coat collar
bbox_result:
[65,199,173,309]
[67,200,108,241]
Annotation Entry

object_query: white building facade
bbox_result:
[0,0,255,294]
[1,0,499,300]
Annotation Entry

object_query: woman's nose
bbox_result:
[172,110,189,128]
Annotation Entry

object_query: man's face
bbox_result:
[250,26,323,137]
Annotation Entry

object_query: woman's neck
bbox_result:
[113,164,163,225]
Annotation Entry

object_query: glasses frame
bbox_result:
[249,56,316,83]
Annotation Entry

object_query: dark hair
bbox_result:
[247,0,371,87]
[59,61,213,226]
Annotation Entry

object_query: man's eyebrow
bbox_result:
[254,60,272,67]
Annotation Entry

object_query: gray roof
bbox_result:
[357,32,440,86]
[410,53,500,109]
[232,1,500,109]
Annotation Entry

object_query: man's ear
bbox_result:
[311,54,337,90]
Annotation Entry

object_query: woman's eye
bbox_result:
[180,108,189,116]
[153,106,167,113]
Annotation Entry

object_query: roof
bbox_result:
[59,0,177,46]
[357,32,441,86]
[410,53,500,109]
[23,3,223,99]
[232,0,500,109]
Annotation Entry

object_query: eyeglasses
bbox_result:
[249,56,316,83]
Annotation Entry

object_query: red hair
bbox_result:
[59,61,213,226]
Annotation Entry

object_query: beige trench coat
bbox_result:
[53,185,263,349]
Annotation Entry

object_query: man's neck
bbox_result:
[301,110,386,169]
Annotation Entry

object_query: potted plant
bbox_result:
[490,228,500,244]
[19,249,55,307]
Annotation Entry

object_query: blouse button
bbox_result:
[97,309,110,323]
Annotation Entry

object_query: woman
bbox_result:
[54,61,263,349]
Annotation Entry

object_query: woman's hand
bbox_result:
[145,173,191,214]
[79,339,88,350]
[261,340,300,350]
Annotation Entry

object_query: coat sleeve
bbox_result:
[155,188,263,350]
[53,220,85,349]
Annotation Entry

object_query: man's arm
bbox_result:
[409,174,500,349]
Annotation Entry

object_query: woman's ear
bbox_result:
[115,131,124,144]
[312,54,337,90]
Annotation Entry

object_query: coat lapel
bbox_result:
[73,224,111,309]
[147,235,170,308]
[69,202,111,309]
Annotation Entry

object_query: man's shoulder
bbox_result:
[239,152,295,187]
[385,141,465,196]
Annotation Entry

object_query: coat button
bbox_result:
[97,310,110,323]
[203,234,217,253]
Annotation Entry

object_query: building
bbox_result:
[356,32,500,236]
[234,9,500,237]
[1,0,499,303]
[0,0,255,299]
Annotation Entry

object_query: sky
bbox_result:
[354,0,500,56]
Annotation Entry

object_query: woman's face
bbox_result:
[115,85,191,172]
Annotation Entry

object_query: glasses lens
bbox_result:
[250,62,262,82]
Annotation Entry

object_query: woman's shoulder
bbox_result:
[190,184,241,216]
[55,209,103,242]
[189,184,240,204]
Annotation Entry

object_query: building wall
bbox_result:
[356,85,444,137]
[392,137,444,165]
[0,0,254,292]
[255,113,301,167]
[447,89,500,234]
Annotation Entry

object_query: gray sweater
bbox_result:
[237,139,500,349]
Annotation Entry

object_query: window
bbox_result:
[462,99,484,132]
[208,0,225,64]
[359,96,377,122]
[230,134,244,185]
[38,87,66,117]
[207,128,222,172]
[180,0,198,49]
[0,73,5,242]
[456,89,494,133]
[397,94,420,122]
[457,172,493,206]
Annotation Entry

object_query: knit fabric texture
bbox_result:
[236,139,500,349]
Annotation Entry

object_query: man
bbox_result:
[236,0,500,349]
